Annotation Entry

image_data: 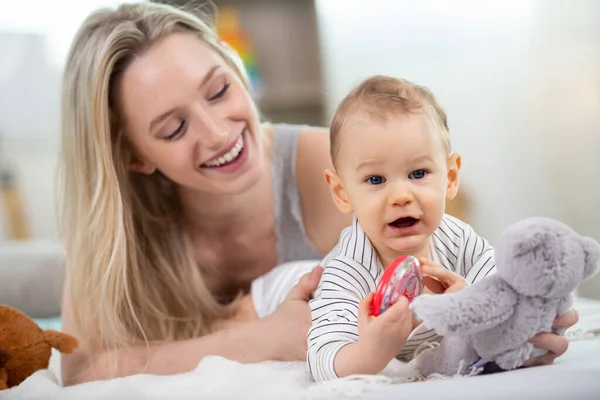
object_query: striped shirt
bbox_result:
[307,214,496,382]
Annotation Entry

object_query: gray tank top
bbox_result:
[270,124,324,264]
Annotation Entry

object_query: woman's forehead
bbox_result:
[116,33,228,130]
[121,33,225,93]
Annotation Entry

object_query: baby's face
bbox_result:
[331,112,459,264]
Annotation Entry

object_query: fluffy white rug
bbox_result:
[2,296,600,400]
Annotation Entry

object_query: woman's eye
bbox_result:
[209,82,231,101]
[366,175,386,185]
[164,120,186,141]
[409,169,428,180]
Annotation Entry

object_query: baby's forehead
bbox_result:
[345,111,379,125]
[343,110,442,142]
[336,111,448,160]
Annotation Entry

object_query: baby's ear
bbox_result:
[445,153,461,200]
[324,169,353,214]
[582,237,600,280]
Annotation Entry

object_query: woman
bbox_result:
[58,1,577,385]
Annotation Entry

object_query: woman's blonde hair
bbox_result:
[57,1,250,355]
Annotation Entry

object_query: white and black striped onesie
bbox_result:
[307,214,496,382]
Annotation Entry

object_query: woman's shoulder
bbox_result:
[262,123,329,143]
[297,125,330,164]
[297,124,330,136]
[262,122,331,182]
[277,123,350,254]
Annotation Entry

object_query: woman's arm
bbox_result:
[61,315,274,385]
[61,268,322,385]
[295,127,352,253]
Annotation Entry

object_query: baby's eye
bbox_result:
[366,175,386,185]
[409,170,428,180]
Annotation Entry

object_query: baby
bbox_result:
[306,75,496,381]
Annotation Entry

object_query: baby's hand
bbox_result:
[419,258,468,294]
[357,292,412,361]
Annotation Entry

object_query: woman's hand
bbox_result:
[523,309,579,367]
[419,258,469,295]
[265,266,323,361]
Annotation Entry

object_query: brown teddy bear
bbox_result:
[0,305,78,390]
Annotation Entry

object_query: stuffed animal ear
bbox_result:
[43,330,79,354]
[582,237,600,280]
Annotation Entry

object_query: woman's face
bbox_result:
[117,32,263,195]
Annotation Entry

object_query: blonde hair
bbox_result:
[330,75,450,166]
[57,1,251,356]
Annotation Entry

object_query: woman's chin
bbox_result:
[222,165,263,195]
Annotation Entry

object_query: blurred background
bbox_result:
[0,0,598,310]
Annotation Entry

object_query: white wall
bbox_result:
[315,0,600,297]
[1,1,599,297]
[0,1,125,240]
[0,33,62,240]
[528,1,600,297]
[0,135,61,240]
[315,0,599,241]
[0,0,128,68]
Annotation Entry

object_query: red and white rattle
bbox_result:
[371,255,424,316]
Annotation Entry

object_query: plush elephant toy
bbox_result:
[410,217,600,377]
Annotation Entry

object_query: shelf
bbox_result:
[162,0,326,125]
[257,82,323,110]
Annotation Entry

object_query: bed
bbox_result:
[2,295,600,400]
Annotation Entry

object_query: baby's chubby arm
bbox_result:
[307,257,412,381]
[334,294,413,378]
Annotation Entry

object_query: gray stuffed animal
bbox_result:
[409,217,600,377]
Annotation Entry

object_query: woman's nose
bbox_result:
[193,107,229,149]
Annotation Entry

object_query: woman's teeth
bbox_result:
[203,136,244,167]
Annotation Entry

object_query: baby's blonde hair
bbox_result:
[57,1,250,361]
[330,75,450,166]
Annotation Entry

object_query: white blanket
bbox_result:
[1,352,428,400]
[3,297,600,400]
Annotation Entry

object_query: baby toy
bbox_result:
[409,217,600,377]
[371,255,424,316]
[0,305,78,390]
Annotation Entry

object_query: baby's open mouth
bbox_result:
[389,217,419,228]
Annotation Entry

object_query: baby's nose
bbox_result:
[388,185,413,206]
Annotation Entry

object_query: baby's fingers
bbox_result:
[419,258,465,287]
[423,275,445,294]
[359,292,375,322]
[380,296,411,323]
